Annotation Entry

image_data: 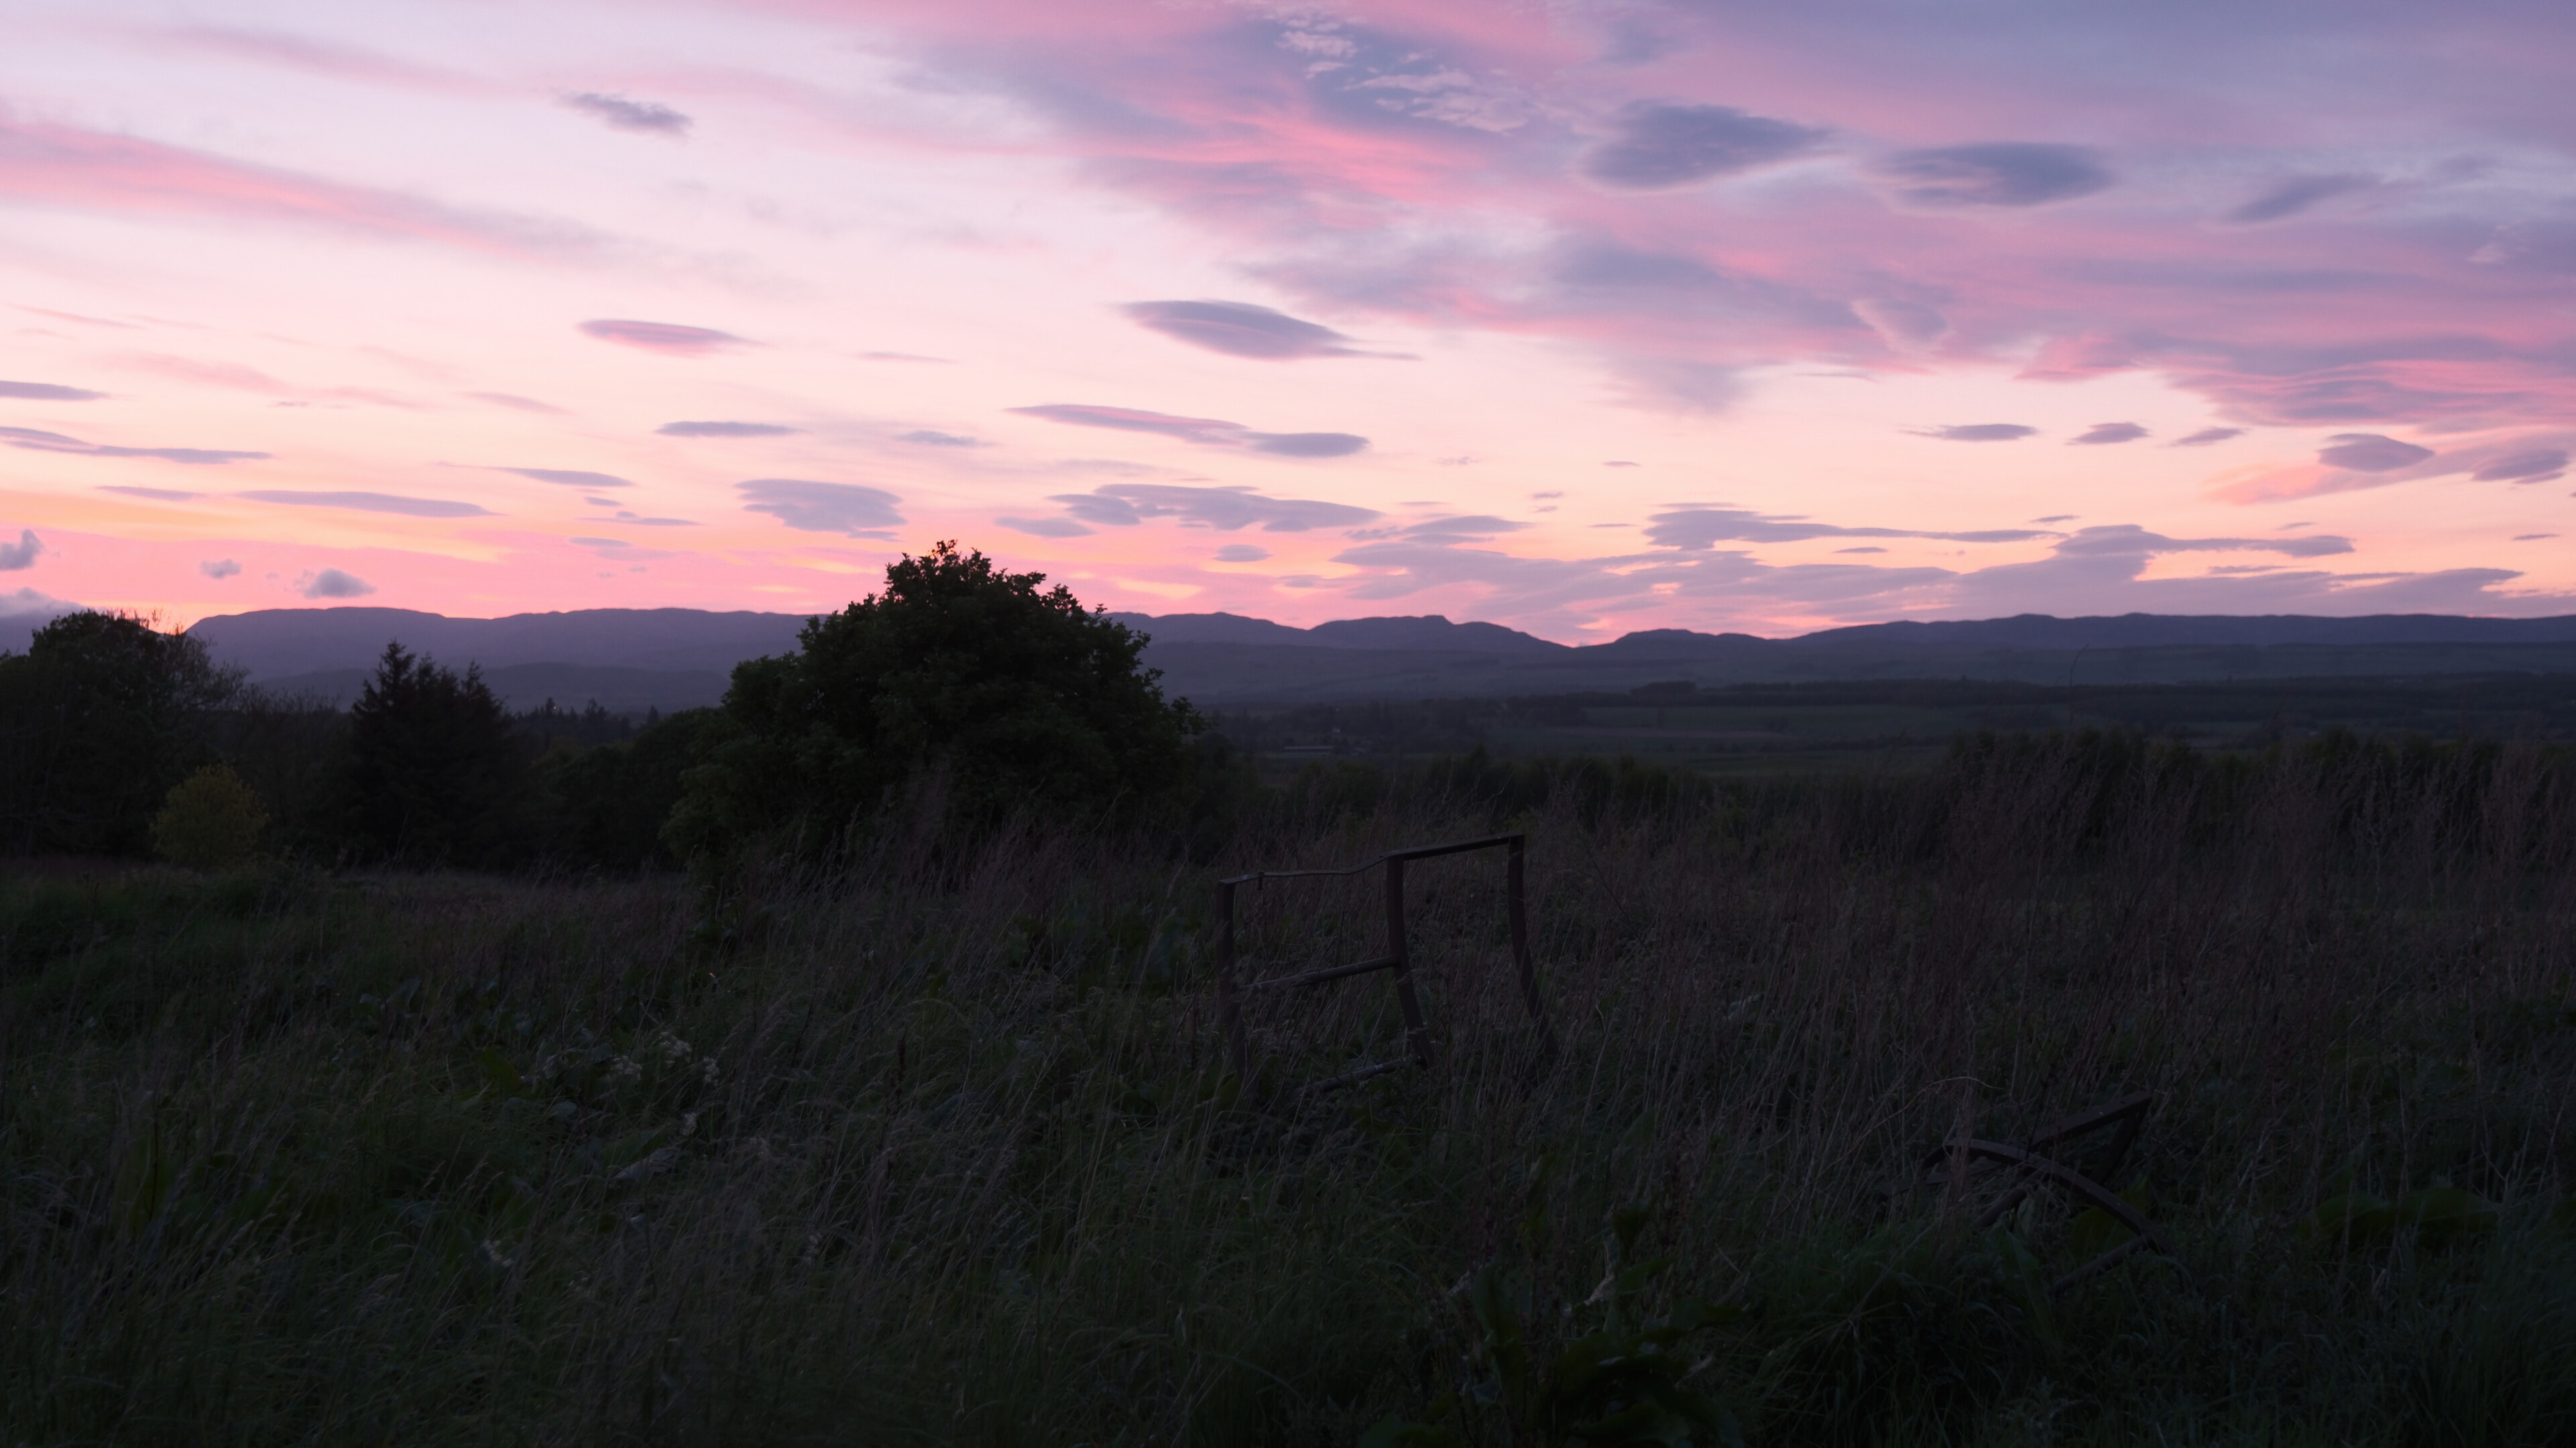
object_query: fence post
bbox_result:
[1507,836,1555,1060]
[1386,856,1433,1067]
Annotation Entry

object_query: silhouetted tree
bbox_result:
[0,611,241,854]
[666,541,1203,858]
[343,642,534,865]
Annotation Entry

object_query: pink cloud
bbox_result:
[0,116,597,258]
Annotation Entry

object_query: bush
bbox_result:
[150,763,269,869]
[666,541,1202,860]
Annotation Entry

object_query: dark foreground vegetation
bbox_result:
[4,730,2575,1444]
[4,549,2575,1443]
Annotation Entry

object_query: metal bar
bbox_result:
[1506,838,1555,1058]
[1387,856,1433,1068]
[1218,833,1525,887]
[1240,955,1399,993]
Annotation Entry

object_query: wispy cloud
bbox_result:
[658,420,800,437]
[496,467,634,489]
[562,93,693,137]
[239,490,495,517]
[0,380,106,401]
[1122,300,1397,359]
[736,479,905,535]
[579,319,748,355]
[0,425,266,465]
[0,115,597,258]
[1010,403,1368,457]
[1044,482,1380,532]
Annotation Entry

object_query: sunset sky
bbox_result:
[5,0,2574,641]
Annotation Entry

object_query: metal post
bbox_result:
[1385,856,1433,1067]
[1507,837,1554,1059]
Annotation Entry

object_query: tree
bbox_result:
[343,642,534,865]
[666,542,1202,858]
[550,707,720,869]
[0,611,241,854]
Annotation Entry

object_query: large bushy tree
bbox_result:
[343,642,534,865]
[666,542,1202,858]
[0,611,241,854]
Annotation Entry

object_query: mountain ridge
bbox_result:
[174,604,2576,709]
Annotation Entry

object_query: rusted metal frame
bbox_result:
[1944,1138,2185,1295]
[1215,833,1547,1088]
[1917,1092,2178,1296]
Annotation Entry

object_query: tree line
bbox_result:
[0,544,1240,872]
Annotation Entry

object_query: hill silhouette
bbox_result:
[179,605,2576,709]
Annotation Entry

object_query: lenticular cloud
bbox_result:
[577,319,747,355]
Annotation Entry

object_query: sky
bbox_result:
[4,0,2575,642]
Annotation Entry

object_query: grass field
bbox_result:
[5,734,2575,1444]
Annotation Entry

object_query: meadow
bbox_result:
[5,731,2575,1445]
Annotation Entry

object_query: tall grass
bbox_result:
[3,732,2574,1444]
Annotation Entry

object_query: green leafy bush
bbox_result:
[150,763,268,869]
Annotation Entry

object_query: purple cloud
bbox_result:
[498,467,633,488]
[239,490,494,517]
[1579,102,1828,190]
[2318,433,2436,471]
[1645,507,2051,549]
[2172,427,2246,447]
[2471,448,2567,483]
[199,558,240,579]
[562,93,693,136]
[896,429,984,447]
[1046,482,1379,533]
[1010,403,1368,457]
[2070,422,2150,445]
[1122,300,1387,359]
[297,567,373,598]
[658,420,801,437]
[1875,143,2114,207]
[736,479,905,535]
[578,319,746,355]
[0,380,105,401]
[2225,173,2376,225]
[998,515,1093,538]
[1910,423,2039,442]
[102,486,202,501]
[1214,543,1270,562]
[0,531,42,571]
[1,425,266,465]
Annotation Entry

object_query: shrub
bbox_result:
[150,763,269,869]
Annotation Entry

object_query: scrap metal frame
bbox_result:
[1216,833,1554,1091]
[1919,1090,2184,1295]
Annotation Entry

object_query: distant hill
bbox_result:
[176,604,2576,710]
